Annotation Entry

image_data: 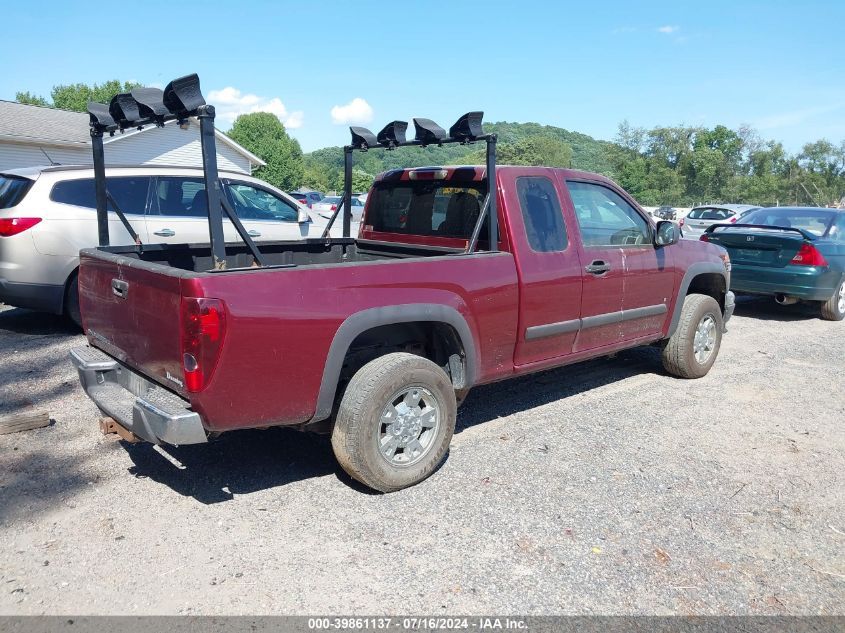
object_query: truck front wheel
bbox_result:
[661,293,723,379]
[331,352,457,492]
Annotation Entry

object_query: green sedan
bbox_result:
[701,206,845,321]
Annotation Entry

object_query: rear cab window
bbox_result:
[362,167,489,248]
[0,175,35,208]
[50,176,151,214]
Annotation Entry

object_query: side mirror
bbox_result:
[655,220,680,246]
[298,207,310,223]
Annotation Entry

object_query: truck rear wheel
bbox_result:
[331,352,457,492]
[661,293,723,379]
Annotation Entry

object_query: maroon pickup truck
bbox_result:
[70,80,733,492]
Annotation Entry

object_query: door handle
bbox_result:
[153,228,175,237]
[247,230,261,237]
[585,260,611,275]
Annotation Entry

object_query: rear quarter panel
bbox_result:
[189,252,519,431]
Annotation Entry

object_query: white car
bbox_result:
[681,204,759,240]
[0,165,358,325]
[312,195,366,223]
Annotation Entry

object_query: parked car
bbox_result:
[682,204,759,240]
[289,190,323,208]
[653,205,677,221]
[312,195,366,222]
[0,165,352,326]
[702,206,845,320]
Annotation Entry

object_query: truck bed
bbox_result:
[95,237,466,272]
[78,238,519,435]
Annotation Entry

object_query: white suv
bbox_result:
[0,165,357,325]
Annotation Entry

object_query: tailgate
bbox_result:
[705,226,807,267]
[78,250,186,395]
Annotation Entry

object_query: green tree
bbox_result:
[16,80,143,112]
[351,169,374,192]
[301,155,336,192]
[228,112,304,191]
[465,136,573,168]
[498,137,573,167]
[14,91,49,107]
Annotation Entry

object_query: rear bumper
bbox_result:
[70,346,208,445]
[0,279,64,313]
[731,265,839,301]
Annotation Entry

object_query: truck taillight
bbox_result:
[181,298,227,393]
[0,217,42,237]
[791,243,828,267]
[330,204,337,211]
[699,234,709,242]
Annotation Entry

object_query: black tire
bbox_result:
[331,352,457,493]
[820,279,845,321]
[64,273,82,329]
[661,293,723,379]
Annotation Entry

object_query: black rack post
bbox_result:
[91,130,109,247]
[342,146,353,238]
[196,105,229,270]
[485,135,498,251]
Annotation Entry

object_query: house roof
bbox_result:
[104,119,265,167]
[0,100,90,146]
[0,100,265,167]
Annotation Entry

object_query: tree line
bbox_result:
[15,80,845,206]
[611,122,845,208]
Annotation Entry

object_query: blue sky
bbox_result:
[2,0,843,153]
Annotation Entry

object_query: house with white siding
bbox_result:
[0,100,264,173]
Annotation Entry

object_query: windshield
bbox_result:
[366,181,487,239]
[0,175,34,209]
[741,208,836,236]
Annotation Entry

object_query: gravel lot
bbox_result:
[0,298,843,615]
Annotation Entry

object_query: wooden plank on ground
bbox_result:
[0,410,51,435]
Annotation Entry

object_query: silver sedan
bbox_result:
[681,204,759,239]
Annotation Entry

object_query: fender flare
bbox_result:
[667,262,729,336]
[311,304,480,422]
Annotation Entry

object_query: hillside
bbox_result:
[303,121,617,190]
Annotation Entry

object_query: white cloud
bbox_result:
[657,25,679,34]
[208,87,304,129]
[331,98,374,125]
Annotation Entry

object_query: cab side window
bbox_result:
[152,177,207,216]
[566,181,650,247]
[516,176,567,252]
[226,183,299,222]
[50,177,151,214]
